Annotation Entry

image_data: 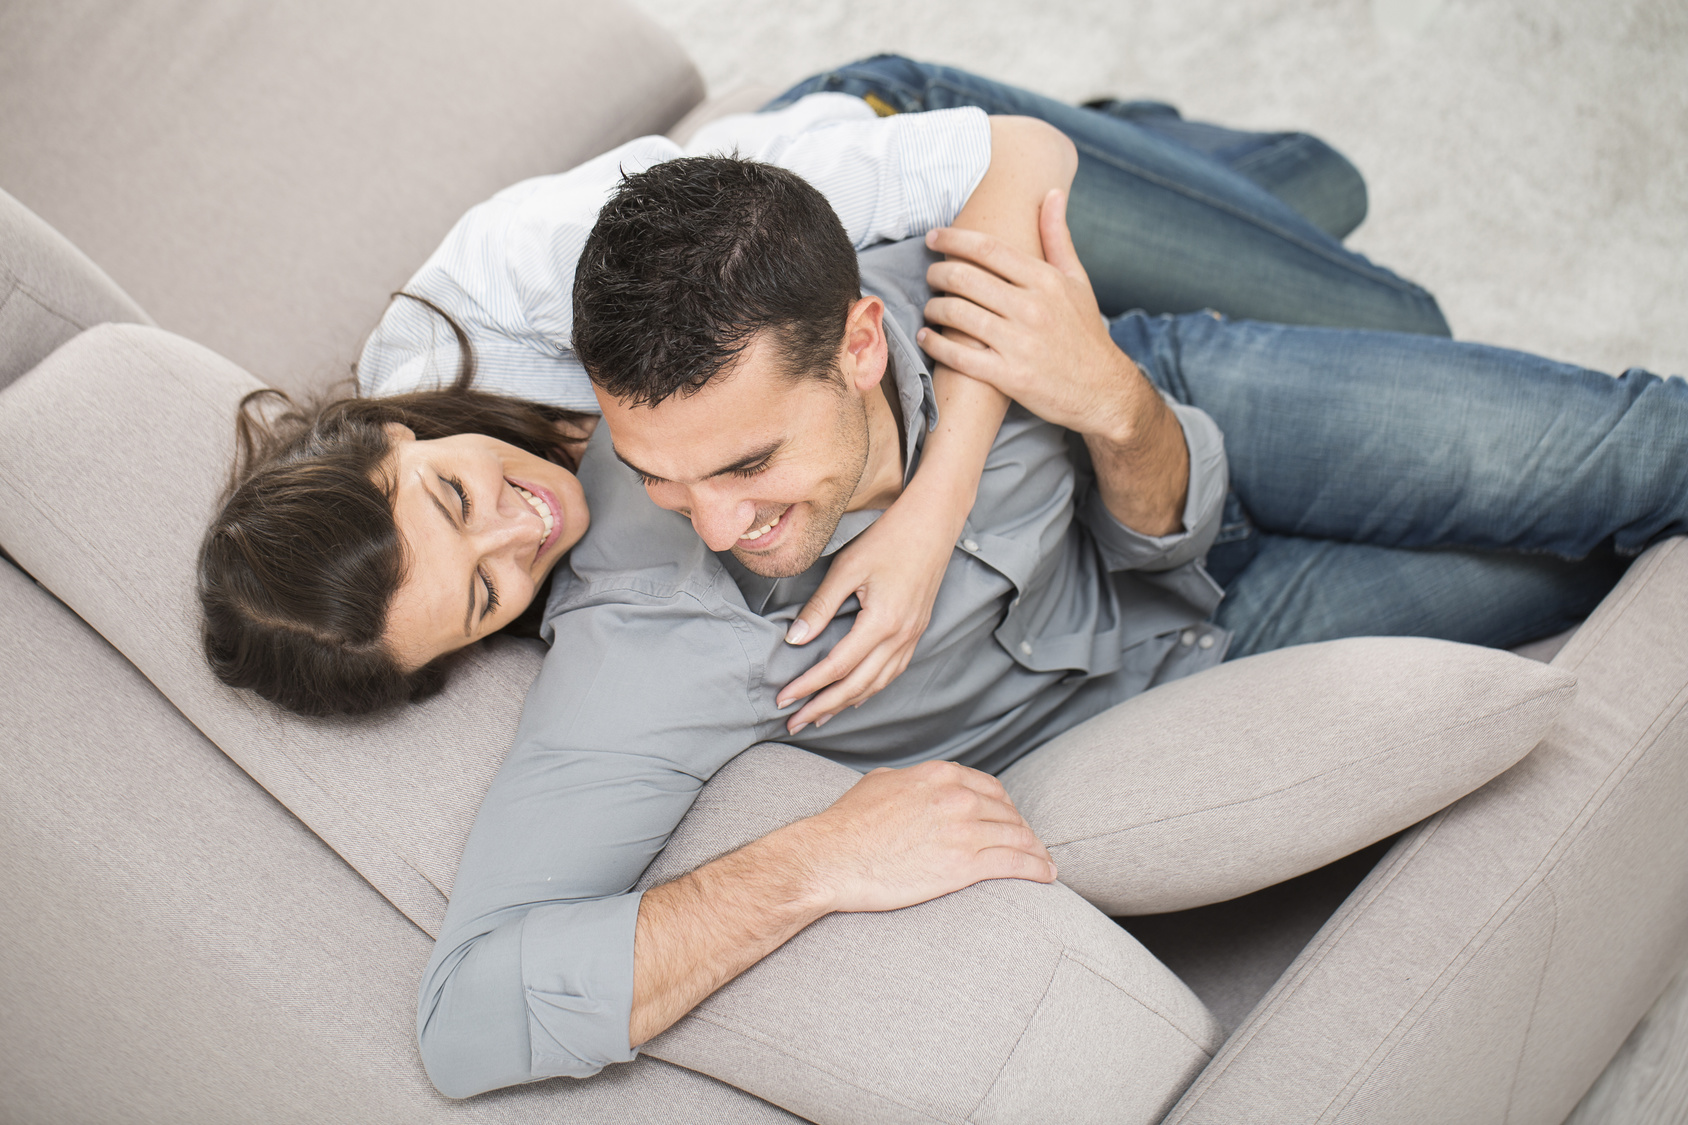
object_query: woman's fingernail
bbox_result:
[785,619,810,644]
[815,714,832,728]
[790,721,809,736]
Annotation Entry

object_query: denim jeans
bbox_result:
[768,56,1450,336]
[1111,312,1687,655]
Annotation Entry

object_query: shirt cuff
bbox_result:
[1084,398,1228,573]
[889,106,992,235]
[520,890,645,1079]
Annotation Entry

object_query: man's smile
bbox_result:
[737,505,794,551]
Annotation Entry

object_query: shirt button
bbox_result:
[1198,633,1216,650]
[1019,641,1033,656]
[1180,629,1197,647]
[962,538,980,552]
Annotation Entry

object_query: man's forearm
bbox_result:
[1083,362,1191,538]
[629,819,830,1046]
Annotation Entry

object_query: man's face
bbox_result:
[596,299,893,578]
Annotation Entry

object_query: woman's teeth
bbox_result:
[740,515,779,541]
[511,483,555,540]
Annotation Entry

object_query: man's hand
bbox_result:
[917,190,1191,537]
[794,759,1058,913]
[629,760,1055,1045]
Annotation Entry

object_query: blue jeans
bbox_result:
[1111,312,1687,655]
[769,56,1450,336]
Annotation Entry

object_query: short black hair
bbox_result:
[572,156,861,407]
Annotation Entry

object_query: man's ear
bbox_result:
[839,295,889,393]
[382,421,418,443]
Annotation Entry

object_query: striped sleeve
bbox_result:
[359,96,992,408]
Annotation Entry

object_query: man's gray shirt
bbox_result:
[417,238,1231,1096]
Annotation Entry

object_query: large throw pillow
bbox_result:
[639,744,1225,1125]
[1000,636,1576,916]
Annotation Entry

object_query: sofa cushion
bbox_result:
[0,324,527,936]
[0,0,701,399]
[1000,636,1576,915]
[0,188,149,392]
[637,744,1224,1125]
[1160,538,1688,1125]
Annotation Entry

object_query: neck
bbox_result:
[848,373,906,512]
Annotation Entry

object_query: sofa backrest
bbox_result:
[0,0,701,399]
[0,188,150,392]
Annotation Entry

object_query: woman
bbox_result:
[201,57,1442,719]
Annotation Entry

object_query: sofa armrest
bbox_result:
[1164,538,1688,1125]
[634,744,1225,1125]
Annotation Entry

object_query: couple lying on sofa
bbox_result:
[196,56,1688,1096]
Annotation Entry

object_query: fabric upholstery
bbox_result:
[1162,537,1688,1125]
[0,559,796,1124]
[0,324,527,936]
[637,744,1225,1125]
[0,187,149,392]
[1000,637,1576,915]
[0,0,702,399]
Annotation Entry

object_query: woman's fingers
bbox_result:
[782,553,864,654]
[786,632,901,732]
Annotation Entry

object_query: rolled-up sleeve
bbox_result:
[416,574,771,1097]
[1082,398,1228,574]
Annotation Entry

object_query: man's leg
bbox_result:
[1109,310,1688,651]
[767,55,1447,335]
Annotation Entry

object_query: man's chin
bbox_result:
[729,542,825,578]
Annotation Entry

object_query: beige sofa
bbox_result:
[3,3,1685,1122]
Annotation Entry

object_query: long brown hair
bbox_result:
[198,295,592,717]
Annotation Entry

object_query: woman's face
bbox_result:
[381,425,589,669]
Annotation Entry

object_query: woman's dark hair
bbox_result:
[198,294,591,717]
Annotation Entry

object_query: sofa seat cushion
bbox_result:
[0,0,701,399]
[1001,636,1576,915]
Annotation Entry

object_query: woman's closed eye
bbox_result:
[443,475,498,620]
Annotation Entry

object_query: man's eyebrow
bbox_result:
[418,472,477,638]
[613,440,783,483]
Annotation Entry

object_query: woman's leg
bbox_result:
[767,55,1447,335]
[1110,310,1688,650]
[1082,99,1368,241]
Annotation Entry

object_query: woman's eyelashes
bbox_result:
[442,475,498,621]
[446,475,472,519]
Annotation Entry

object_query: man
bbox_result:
[417,155,1687,1096]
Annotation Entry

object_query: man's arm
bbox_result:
[630,760,1056,1044]
[917,190,1192,537]
[777,115,1078,729]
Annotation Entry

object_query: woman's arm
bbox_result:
[778,115,1078,732]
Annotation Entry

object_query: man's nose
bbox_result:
[689,492,758,553]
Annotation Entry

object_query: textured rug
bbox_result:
[633,0,1687,379]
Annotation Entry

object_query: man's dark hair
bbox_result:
[573,156,861,407]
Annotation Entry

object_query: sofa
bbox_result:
[3,2,1685,1122]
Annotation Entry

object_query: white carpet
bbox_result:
[632,0,1687,378]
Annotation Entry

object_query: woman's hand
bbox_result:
[775,472,964,734]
